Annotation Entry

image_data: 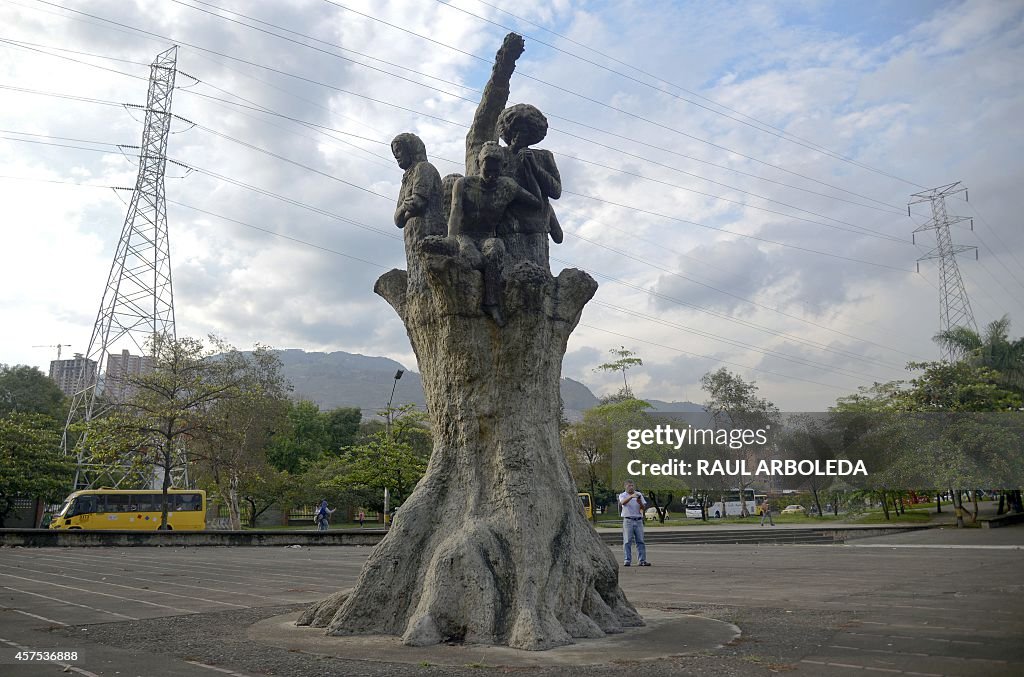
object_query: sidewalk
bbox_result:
[594,500,1005,531]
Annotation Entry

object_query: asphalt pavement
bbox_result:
[0,525,1020,676]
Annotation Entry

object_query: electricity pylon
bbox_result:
[910,181,978,361]
[62,46,180,490]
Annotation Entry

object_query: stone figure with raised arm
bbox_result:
[464,32,563,268]
[391,132,445,285]
[496,103,563,267]
[448,141,540,325]
[465,33,524,177]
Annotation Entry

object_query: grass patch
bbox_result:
[594,513,847,527]
[850,509,933,523]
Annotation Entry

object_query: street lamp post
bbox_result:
[386,369,404,438]
[383,369,403,527]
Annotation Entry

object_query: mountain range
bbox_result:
[273,349,703,420]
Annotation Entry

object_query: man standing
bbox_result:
[619,480,650,567]
[760,498,775,527]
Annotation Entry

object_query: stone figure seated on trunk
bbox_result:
[496,103,563,268]
[448,141,540,325]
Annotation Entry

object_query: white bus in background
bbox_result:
[685,489,760,518]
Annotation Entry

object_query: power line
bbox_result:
[552,253,910,370]
[562,226,920,362]
[318,0,908,212]
[181,88,395,170]
[0,84,926,370]
[577,323,853,393]
[4,17,929,313]
[26,0,472,128]
[456,0,928,190]
[963,202,1024,280]
[556,151,911,244]
[589,300,895,383]
[0,173,879,394]
[1,75,914,276]
[1,153,896,382]
[170,0,481,98]
[562,189,913,273]
[137,0,911,215]
[158,0,910,217]
[20,0,917,224]
[10,6,911,236]
[9,31,911,247]
[4,10,937,372]
[950,200,1024,295]
[163,81,927,363]
[547,124,904,216]
[0,132,913,377]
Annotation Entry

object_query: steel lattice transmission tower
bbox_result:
[62,46,181,490]
[910,181,978,361]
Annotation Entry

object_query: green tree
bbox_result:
[82,335,248,529]
[934,315,1024,391]
[831,361,1023,526]
[238,465,294,528]
[594,346,643,399]
[266,400,331,473]
[563,398,651,520]
[0,413,74,526]
[700,368,779,517]
[892,361,1023,413]
[0,364,67,420]
[324,407,362,454]
[326,404,430,509]
[191,346,292,529]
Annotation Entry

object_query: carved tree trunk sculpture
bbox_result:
[298,31,642,652]
[297,250,642,650]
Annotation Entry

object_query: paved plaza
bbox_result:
[0,526,1021,676]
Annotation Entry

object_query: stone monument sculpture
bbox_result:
[449,141,541,325]
[496,103,564,267]
[391,132,445,287]
[298,32,642,651]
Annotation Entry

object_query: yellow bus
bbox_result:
[578,492,593,520]
[49,489,206,531]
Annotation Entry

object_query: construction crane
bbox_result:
[33,344,72,361]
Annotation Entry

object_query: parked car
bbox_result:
[645,507,667,521]
[781,504,806,515]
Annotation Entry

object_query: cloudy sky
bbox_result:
[1,0,1022,410]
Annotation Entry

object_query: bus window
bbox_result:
[175,493,203,511]
[56,498,72,517]
[106,494,129,513]
[70,495,97,517]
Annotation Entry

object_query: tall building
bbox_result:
[49,354,98,397]
[104,349,153,402]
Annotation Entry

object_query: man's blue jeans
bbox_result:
[622,517,646,564]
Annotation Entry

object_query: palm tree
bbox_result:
[934,315,1024,391]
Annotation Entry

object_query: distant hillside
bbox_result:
[275,349,425,415]
[273,349,703,420]
[644,399,706,413]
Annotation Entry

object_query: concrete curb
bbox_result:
[0,528,386,547]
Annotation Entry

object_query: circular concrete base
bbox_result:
[248,609,739,668]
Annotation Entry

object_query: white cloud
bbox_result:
[1,0,1022,411]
